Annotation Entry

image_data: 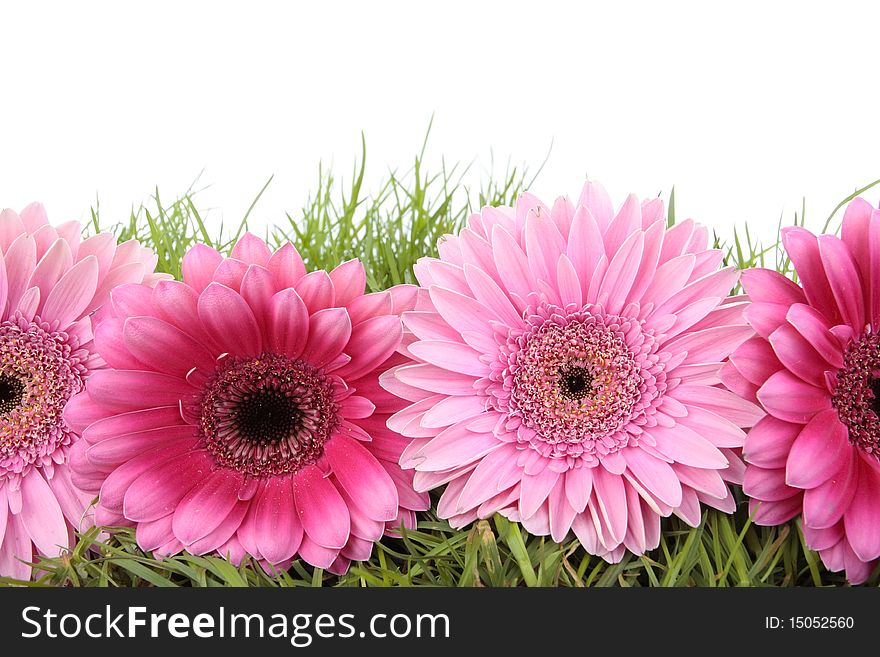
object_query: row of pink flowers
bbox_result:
[0,185,877,584]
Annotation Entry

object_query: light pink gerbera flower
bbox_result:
[0,203,162,579]
[383,183,761,561]
[67,233,429,575]
[733,198,880,584]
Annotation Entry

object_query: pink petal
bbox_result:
[294,270,335,314]
[462,263,524,329]
[591,466,627,545]
[19,472,67,557]
[414,425,501,472]
[329,259,366,306]
[172,468,244,545]
[122,449,212,521]
[622,447,683,507]
[402,311,462,343]
[566,205,605,296]
[843,463,880,561]
[267,288,309,357]
[152,280,212,344]
[744,302,791,340]
[785,409,848,489]
[40,255,99,327]
[744,415,804,469]
[429,285,499,339]
[491,224,537,307]
[667,324,753,366]
[677,405,746,448]
[210,258,248,292]
[86,426,196,469]
[29,238,73,310]
[336,315,403,381]
[239,264,275,329]
[230,232,272,267]
[648,423,728,469]
[757,370,831,424]
[137,515,175,552]
[730,337,782,386]
[548,480,577,542]
[421,395,487,429]
[786,303,844,369]
[181,244,222,293]
[781,227,841,324]
[840,197,873,276]
[519,467,560,519]
[817,234,865,331]
[740,268,805,305]
[293,465,350,549]
[89,438,185,507]
[86,370,196,412]
[750,495,803,527]
[297,535,338,569]
[267,242,306,290]
[642,254,696,310]
[577,181,613,230]
[4,233,36,313]
[454,444,520,512]
[326,434,398,522]
[802,449,858,529]
[768,323,830,387]
[302,307,351,369]
[255,477,303,563]
[524,214,565,286]
[346,290,393,325]
[743,465,796,502]
[197,282,262,357]
[596,230,643,314]
[123,316,215,377]
[564,466,593,513]
[408,340,486,377]
[603,194,641,257]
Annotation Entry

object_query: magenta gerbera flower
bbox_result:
[67,233,429,574]
[0,203,162,579]
[383,183,761,561]
[733,197,880,584]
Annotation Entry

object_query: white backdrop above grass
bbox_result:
[1,0,878,249]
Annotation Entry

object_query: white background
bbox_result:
[1,1,878,249]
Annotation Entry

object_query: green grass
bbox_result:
[4,133,879,588]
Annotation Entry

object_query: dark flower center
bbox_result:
[198,353,340,478]
[831,330,880,456]
[0,374,25,415]
[233,389,303,445]
[871,378,880,418]
[559,366,593,400]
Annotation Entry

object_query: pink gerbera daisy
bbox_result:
[0,202,162,579]
[732,198,880,584]
[67,233,429,574]
[383,183,762,561]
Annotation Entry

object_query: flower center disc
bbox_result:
[0,317,85,476]
[832,331,880,456]
[490,304,666,462]
[0,374,25,415]
[198,353,340,477]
